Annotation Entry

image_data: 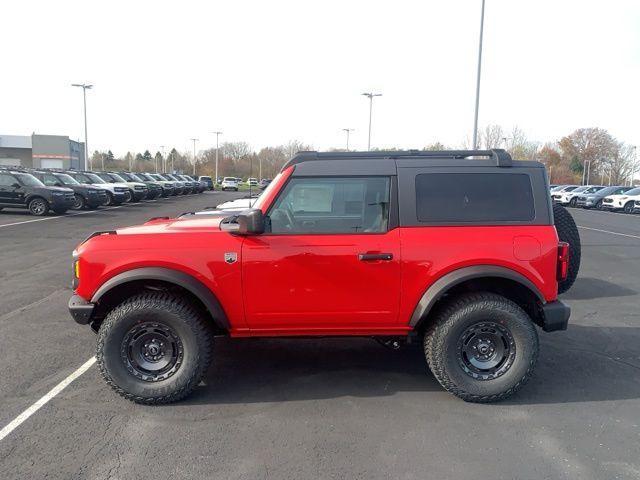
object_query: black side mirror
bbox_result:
[220,209,264,235]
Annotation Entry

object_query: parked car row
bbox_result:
[550,184,640,213]
[0,166,208,216]
[215,177,272,189]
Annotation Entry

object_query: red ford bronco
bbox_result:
[69,149,578,404]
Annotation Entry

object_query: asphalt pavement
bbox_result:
[0,199,638,480]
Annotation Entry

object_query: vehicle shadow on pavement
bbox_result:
[561,277,637,300]
[185,324,640,406]
[186,338,441,405]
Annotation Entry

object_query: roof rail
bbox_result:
[282,148,513,170]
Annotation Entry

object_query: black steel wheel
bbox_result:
[72,194,86,210]
[457,322,516,381]
[424,292,538,403]
[97,292,213,404]
[28,197,49,216]
[121,322,184,382]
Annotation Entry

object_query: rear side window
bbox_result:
[416,173,535,223]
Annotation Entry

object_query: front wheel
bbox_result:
[595,200,603,210]
[71,194,86,210]
[28,197,49,216]
[424,292,539,403]
[569,197,578,207]
[97,293,213,404]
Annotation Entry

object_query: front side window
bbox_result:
[39,173,61,186]
[0,173,17,186]
[268,176,390,234]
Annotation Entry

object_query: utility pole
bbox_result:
[211,131,222,183]
[71,83,93,170]
[472,0,486,150]
[159,145,166,173]
[342,128,354,151]
[362,93,382,150]
[190,138,198,176]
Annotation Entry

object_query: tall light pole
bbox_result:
[190,138,199,176]
[71,83,93,170]
[630,146,637,186]
[211,131,222,182]
[342,128,354,151]
[472,0,486,150]
[159,145,166,173]
[362,93,381,150]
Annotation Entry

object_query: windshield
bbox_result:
[624,187,640,196]
[151,174,164,181]
[571,186,588,193]
[253,172,283,210]
[70,173,91,184]
[56,173,79,185]
[15,173,45,187]
[109,173,127,183]
[85,173,106,184]
[129,173,144,182]
[564,186,578,192]
[584,186,604,193]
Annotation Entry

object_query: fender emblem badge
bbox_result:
[224,252,238,264]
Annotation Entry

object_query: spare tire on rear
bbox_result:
[553,203,581,294]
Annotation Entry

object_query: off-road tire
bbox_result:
[424,292,539,403]
[97,292,213,404]
[553,203,581,293]
[28,197,49,216]
[72,194,86,210]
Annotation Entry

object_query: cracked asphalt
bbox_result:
[0,197,639,480]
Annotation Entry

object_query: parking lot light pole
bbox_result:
[342,128,354,151]
[362,93,381,151]
[190,138,198,176]
[211,131,222,182]
[159,145,166,173]
[472,0,486,150]
[71,83,93,170]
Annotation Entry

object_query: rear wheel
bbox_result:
[97,292,213,404]
[424,292,538,403]
[28,197,49,216]
[553,203,581,294]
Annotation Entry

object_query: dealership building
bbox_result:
[0,134,86,170]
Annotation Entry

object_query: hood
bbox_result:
[116,215,227,235]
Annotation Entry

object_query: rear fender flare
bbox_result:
[409,265,545,328]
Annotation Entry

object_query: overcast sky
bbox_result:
[2,0,639,155]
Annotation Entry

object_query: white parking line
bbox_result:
[578,226,640,240]
[0,205,126,228]
[0,357,96,442]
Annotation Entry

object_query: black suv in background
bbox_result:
[136,172,173,197]
[117,172,162,200]
[65,171,129,206]
[0,169,75,216]
[31,170,107,210]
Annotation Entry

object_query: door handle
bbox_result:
[358,253,393,261]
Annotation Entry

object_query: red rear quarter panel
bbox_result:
[399,225,559,325]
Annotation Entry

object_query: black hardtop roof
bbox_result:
[282,149,545,172]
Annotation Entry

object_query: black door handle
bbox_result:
[358,253,393,261]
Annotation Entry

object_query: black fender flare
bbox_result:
[409,265,545,328]
[91,267,230,330]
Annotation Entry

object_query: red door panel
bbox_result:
[241,229,401,334]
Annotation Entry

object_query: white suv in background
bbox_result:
[602,187,640,214]
[556,185,605,207]
[221,177,239,191]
